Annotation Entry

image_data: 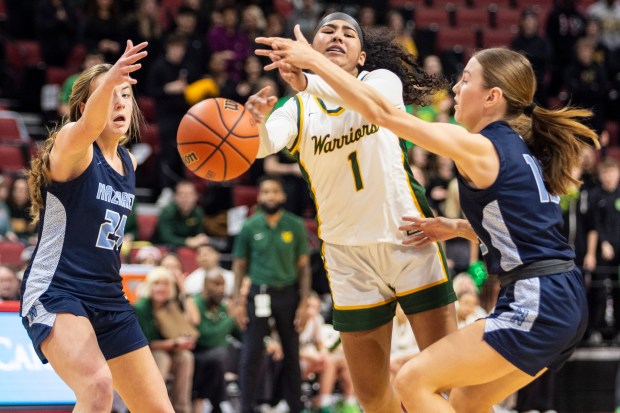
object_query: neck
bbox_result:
[96,137,120,159]
[264,210,282,226]
[469,113,505,134]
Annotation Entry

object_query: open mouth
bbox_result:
[326,46,345,54]
[113,114,126,124]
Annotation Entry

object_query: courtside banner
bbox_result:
[0,308,76,406]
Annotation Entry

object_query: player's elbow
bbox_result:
[361,103,390,127]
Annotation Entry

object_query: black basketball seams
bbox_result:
[182,100,255,174]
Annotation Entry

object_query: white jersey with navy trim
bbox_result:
[21,143,135,318]
[260,69,432,246]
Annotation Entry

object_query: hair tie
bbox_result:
[523,102,537,116]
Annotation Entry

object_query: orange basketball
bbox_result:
[177,98,260,181]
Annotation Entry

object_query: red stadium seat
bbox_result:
[415,7,451,28]
[456,7,488,27]
[0,242,25,267]
[0,111,30,143]
[139,123,160,153]
[0,144,26,174]
[46,66,73,86]
[483,27,518,48]
[177,246,198,273]
[435,26,480,52]
[232,185,258,209]
[136,213,159,242]
[137,96,157,123]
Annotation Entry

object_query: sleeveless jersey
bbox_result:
[21,143,135,316]
[267,70,432,245]
[457,121,574,275]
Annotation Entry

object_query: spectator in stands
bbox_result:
[300,292,361,413]
[0,264,20,301]
[451,273,487,320]
[235,55,271,104]
[134,266,199,413]
[232,175,311,413]
[581,17,613,76]
[387,9,417,57]
[192,271,242,413]
[58,49,106,118]
[511,8,552,107]
[358,6,378,29]
[285,0,323,40]
[587,0,620,51]
[185,243,234,299]
[166,6,209,74]
[425,155,455,216]
[7,176,37,246]
[0,175,17,242]
[80,0,124,63]
[456,291,482,329]
[148,35,202,200]
[565,37,609,136]
[265,12,286,39]
[35,0,78,67]
[241,5,267,45]
[560,164,598,273]
[588,159,620,343]
[122,0,163,93]
[153,180,209,248]
[207,6,253,82]
[263,150,314,218]
[546,0,586,97]
[135,245,163,265]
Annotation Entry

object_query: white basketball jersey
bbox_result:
[263,70,433,246]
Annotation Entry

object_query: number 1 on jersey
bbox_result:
[348,151,364,191]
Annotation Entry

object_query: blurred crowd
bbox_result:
[1,0,620,412]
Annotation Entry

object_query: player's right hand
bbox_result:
[246,86,278,124]
[105,40,148,87]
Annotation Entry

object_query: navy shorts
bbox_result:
[484,269,588,376]
[22,293,148,364]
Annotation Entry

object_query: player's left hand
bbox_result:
[400,216,459,247]
[256,25,317,71]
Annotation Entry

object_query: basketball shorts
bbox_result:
[484,269,588,376]
[322,242,456,332]
[22,293,148,364]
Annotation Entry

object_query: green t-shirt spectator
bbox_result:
[152,203,205,247]
[232,210,308,287]
[193,294,241,350]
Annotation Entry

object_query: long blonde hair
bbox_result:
[28,63,143,223]
[474,48,599,195]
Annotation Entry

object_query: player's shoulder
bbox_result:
[361,68,401,82]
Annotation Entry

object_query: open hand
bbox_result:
[399,216,459,247]
[245,86,278,124]
[105,40,148,87]
[256,25,317,71]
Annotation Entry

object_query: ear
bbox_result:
[357,50,366,67]
[79,102,86,114]
[485,86,503,109]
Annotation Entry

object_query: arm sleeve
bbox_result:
[257,97,300,158]
[305,69,405,110]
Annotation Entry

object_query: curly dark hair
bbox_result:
[361,27,449,106]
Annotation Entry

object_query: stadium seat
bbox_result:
[46,66,73,86]
[138,96,157,124]
[0,111,30,143]
[66,43,86,73]
[0,242,25,267]
[483,27,518,48]
[136,213,159,242]
[176,246,198,273]
[415,7,451,28]
[456,7,488,27]
[605,120,618,146]
[232,185,258,209]
[0,144,26,174]
[435,26,480,53]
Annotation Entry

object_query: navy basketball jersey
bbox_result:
[21,143,136,317]
[457,121,574,276]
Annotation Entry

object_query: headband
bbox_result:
[315,12,364,48]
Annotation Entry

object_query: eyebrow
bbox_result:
[321,23,357,34]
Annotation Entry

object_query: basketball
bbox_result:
[177,98,260,181]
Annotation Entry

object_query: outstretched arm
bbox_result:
[51,41,148,177]
[399,216,479,246]
[256,27,497,185]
